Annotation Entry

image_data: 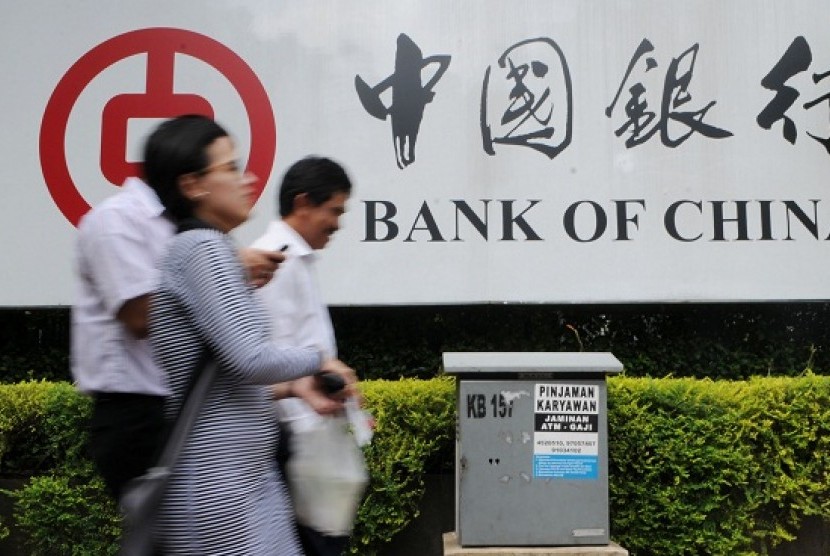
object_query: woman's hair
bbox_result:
[142,115,229,222]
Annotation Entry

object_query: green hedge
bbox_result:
[1,376,829,556]
[0,379,455,556]
[0,381,120,555]
[608,375,830,555]
[352,378,455,553]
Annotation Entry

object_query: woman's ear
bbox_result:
[178,173,208,202]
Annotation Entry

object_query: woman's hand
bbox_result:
[319,358,360,401]
[271,359,361,415]
[289,375,344,415]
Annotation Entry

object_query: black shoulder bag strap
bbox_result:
[118,355,218,556]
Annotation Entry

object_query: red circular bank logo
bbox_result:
[40,27,276,226]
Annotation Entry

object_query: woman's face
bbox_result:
[189,136,258,232]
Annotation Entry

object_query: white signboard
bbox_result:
[3,0,830,306]
[533,383,600,480]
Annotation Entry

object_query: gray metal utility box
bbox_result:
[443,352,623,547]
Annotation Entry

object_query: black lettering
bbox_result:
[614,199,646,240]
[452,200,490,241]
[405,201,446,242]
[501,200,543,241]
[467,394,487,419]
[564,201,607,242]
[758,200,774,240]
[783,200,820,240]
[475,394,486,418]
[711,201,749,241]
[363,201,398,241]
[664,200,702,241]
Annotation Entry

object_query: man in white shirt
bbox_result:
[252,156,355,556]
[72,173,283,501]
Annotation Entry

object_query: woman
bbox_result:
[146,115,351,554]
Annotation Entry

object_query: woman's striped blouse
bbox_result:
[150,228,321,555]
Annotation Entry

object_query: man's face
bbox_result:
[303,191,349,250]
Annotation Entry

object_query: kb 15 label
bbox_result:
[466,393,515,419]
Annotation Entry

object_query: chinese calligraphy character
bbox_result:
[804,68,830,153]
[757,36,812,145]
[606,39,659,147]
[480,37,573,159]
[355,33,450,169]
[607,39,733,148]
[759,36,830,154]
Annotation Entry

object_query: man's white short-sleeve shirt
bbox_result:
[252,220,336,429]
[71,178,174,395]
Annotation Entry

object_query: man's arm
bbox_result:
[239,247,285,288]
[113,248,277,341]
[116,294,150,339]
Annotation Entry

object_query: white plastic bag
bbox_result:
[285,404,370,535]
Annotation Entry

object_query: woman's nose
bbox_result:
[242,171,258,185]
